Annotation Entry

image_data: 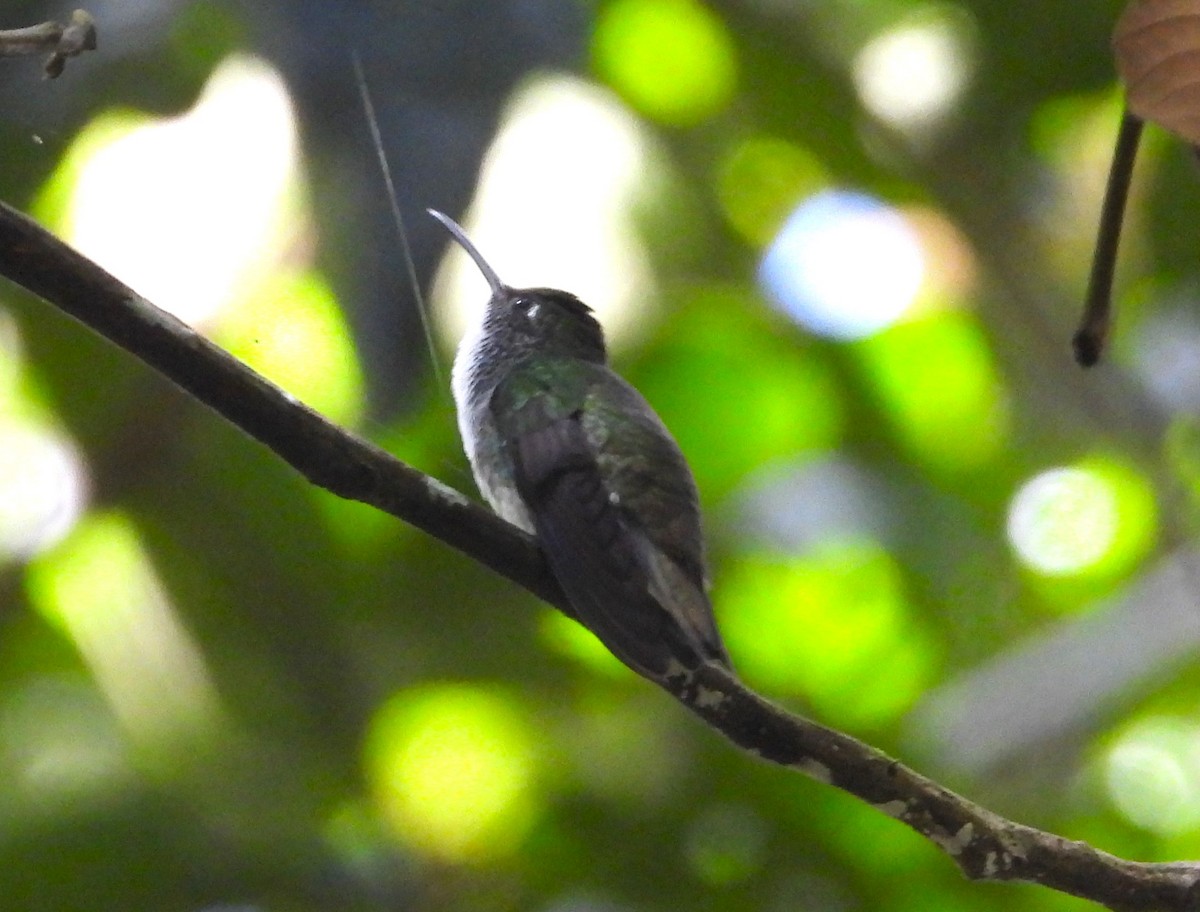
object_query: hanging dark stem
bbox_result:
[1073,109,1144,367]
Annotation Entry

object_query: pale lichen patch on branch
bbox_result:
[998,829,1030,861]
[930,822,975,857]
[693,684,725,710]
[796,758,833,785]
[423,475,474,511]
[982,852,1000,878]
[874,799,909,819]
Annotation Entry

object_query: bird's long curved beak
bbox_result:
[427,209,505,294]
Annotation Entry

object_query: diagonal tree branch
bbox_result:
[0,10,97,78]
[0,201,565,607]
[1,200,1199,911]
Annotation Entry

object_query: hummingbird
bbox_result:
[429,209,731,681]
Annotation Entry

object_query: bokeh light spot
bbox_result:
[905,206,979,305]
[593,0,738,126]
[1007,459,1155,579]
[538,611,626,678]
[759,190,924,340]
[852,311,1008,470]
[214,270,365,426]
[26,513,222,744]
[0,419,87,561]
[629,289,844,499]
[717,137,829,246]
[40,54,301,327]
[1105,717,1200,834]
[365,684,538,862]
[717,543,938,728]
[0,306,23,401]
[1008,468,1113,575]
[853,6,976,134]
[435,75,653,351]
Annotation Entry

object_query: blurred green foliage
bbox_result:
[3,1,1200,911]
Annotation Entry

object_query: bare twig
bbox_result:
[1073,110,1144,367]
[1,200,1199,911]
[0,9,97,78]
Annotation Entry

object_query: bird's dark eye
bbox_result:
[512,297,541,322]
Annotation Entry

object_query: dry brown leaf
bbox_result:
[1114,0,1200,142]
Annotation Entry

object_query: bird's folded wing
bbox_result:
[512,414,704,677]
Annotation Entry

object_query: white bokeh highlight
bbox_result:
[1006,466,1117,575]
[1106,717,1200,834]
[758,190,924,340]
[65,55,299,327]
[435,75,654,350]
[0,420,87,561]
[853,11,974,134]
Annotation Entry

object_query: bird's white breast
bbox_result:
[452,322,536,533]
